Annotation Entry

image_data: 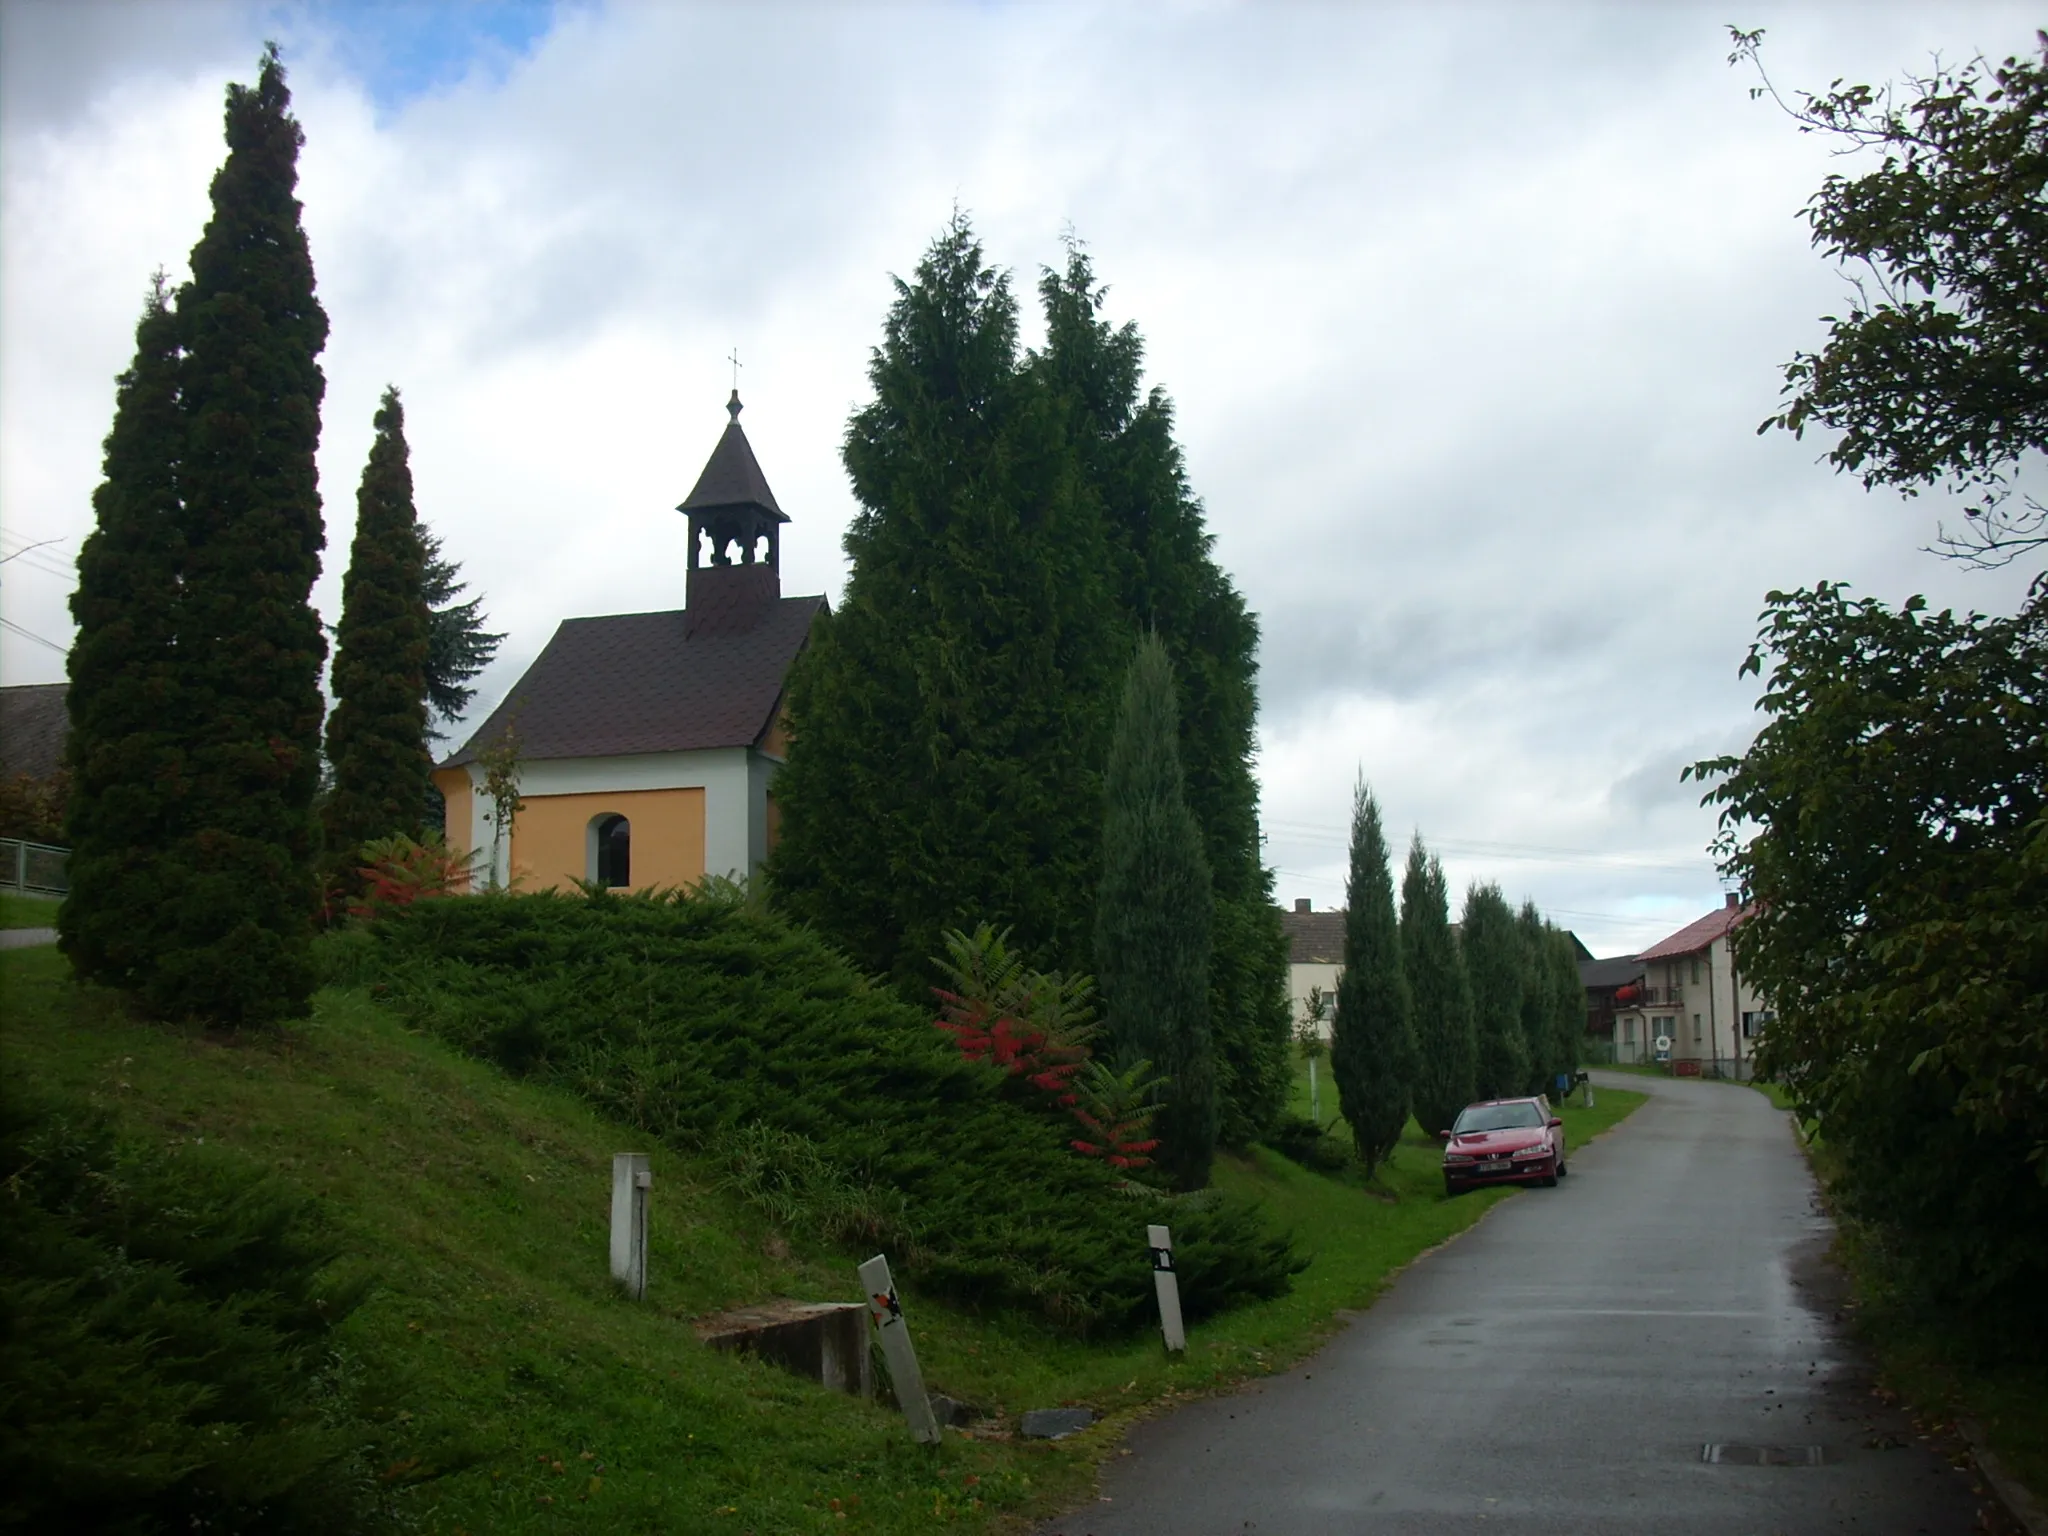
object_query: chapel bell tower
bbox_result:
[678,390,789,638]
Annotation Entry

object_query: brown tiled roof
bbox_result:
[0,683,68,781]
[1279,907,1346,965]
[442,596,824,767]
[678,406,787,520]
[1636,903,1752,962]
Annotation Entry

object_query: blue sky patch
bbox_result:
[282,1,566,110]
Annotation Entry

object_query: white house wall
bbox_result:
[1289,961,1343,1040]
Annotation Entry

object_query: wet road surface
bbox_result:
[1038,1070,2000,1536]
[0,927,56,949]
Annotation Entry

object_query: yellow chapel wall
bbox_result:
[432,767,476,888]
[509,786,707,893]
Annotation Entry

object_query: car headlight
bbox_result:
[1444,1153,1475,1165]
[1510,1144,1551,1159]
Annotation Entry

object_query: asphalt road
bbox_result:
[1038,1070,2004,1536]
[0,927,56,949]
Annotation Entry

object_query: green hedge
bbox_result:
[0,1079,373,1534]
[350,887,1300,1333]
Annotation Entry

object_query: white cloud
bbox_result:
[3,0,2041,955]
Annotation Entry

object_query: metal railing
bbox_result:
[0,839,68,897]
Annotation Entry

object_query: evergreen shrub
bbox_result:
[0,1078,373,1534]
[355,887,1301,1335]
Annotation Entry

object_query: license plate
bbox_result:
[1477,1160,1510,1173]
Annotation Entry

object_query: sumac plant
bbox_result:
[931,924,1096,1103]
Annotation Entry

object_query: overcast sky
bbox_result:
[2,0,2039,956]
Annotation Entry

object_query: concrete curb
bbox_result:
[1959,1420,2048,1536]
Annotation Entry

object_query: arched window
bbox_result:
[591,814,631,888]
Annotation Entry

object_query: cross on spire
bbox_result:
[727,347,742,389]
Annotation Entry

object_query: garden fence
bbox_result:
[1,839,68,897]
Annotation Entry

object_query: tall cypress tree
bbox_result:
[769,215,1121,990]
[323,387,430,870]
[151,45,330,1026]
[1401,835,1476,1136]
[1331,781,1414,1177]
[1035,247,1291,1148]
[1462,883,1528,1099]
[1096,633,1217,1191]
[1517,900,1557,1094]
[1545,928,1586,1088]
[60,275,187,989]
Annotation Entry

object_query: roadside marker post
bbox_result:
[610,1153,651,1300]
[859,1254,941,1444]
[1148,1224,1186,1353]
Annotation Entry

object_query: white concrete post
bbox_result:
[610,1153,651,1300]
[1148,1224,1187,1352]
[1581,1075,1595,1109]
[859,1254,940,1444]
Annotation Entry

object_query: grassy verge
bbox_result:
[3,950,1643,1534]
[0,891,60,928]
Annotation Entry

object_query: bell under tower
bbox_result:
[678,390,790,638]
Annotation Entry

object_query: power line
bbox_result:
[0,616,68,654]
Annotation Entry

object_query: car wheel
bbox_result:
[1540,1162,1559,1188]
[1556,1156,1568,1178]
[1443,1177,1462,1198]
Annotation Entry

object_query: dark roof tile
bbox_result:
[1278,907,1346,965]
[0,683,68,781]
[443,596,823,767]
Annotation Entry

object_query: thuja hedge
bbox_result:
[348,887,1301,1334]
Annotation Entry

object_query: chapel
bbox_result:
[433,393,826,892]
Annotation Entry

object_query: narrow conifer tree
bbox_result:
[1096,634,1216,1191]
[1401,835,1476,1136]
[770,215,1121,990]
[151,45,330,1025]
[1517,900,1557,1094]
[1546,928,1586,1086]
[61,275,186,989]
[1462,883,1528,1099]
[1035,247,1291,1147]
[323,387,430,873]
[1330,780,1414,1177]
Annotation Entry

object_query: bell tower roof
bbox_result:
[677,390,788,521]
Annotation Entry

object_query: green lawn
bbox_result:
[3,950,1644,1534]
[0,891,60,928]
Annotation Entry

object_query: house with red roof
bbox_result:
[433,393,825,893]
[1607,895,1771,1075]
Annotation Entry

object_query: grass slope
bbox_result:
[0,892,60,928]
[2,950,1643,1534]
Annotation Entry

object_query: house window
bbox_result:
[1742,1010,1770,1038]
[591,814,631,888]
[1623,1019,1635,1043]
[1691,957,1702,986]
[1692,1013,1702,1042]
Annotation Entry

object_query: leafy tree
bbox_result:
[60,277,186,990]
[769,215,1121,990]
[323,387,430,875]
[1401,836,1475,1136]
[1096,633,1217,1191]
[418,524,503,733]
[1732,27,2048,564]
[1035,245,1291,1147]
[1331,781,1415,1178]
[148,45,330,1026]
[1691,583,2048,1311]
[1462,883,1528,1100]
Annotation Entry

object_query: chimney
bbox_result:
[1725,892,1739,909]
[1294,898,1311,914]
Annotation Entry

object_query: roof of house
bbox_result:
[441,596,824,768]
[1636,902,1753,962]
[678,399,787,520]
[1578,955,1645,989]
[0,683,67,781]
[1279,907,1347,965]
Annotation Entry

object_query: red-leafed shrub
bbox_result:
[1068,1057,1166,1170]
[347,832,476,921]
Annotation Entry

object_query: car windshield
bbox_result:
[1452,1103,1543,1134]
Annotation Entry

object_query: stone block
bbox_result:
[695,1301,873,1398]
[1020,1407,1095,1439]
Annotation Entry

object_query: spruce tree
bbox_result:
[1462,883,1528,1099]
[769,215,1121,990]
[1035,246,1290,1147]
[323,387,430,873]
[419,524,504,732]
[1401,835,1476,1136]
[1095,633,1217,1191]
[60,276,186,990]
[151,45,330,1026]
[1331,781,1415,1177]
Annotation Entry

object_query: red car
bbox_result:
[1440,1097,1567,1195]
